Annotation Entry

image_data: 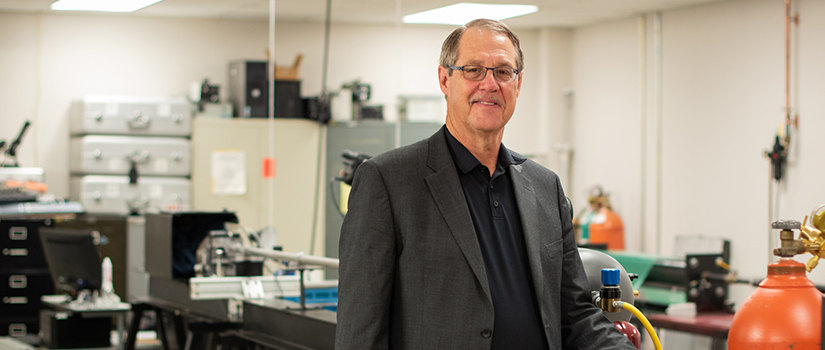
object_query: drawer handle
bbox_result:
[8,323,26,337]
[128,112,151,129]
[3,296,28,304]
[129,150,150,163]
[127,197,149,212]
[93,148,103,159]
[9,226,27,240]
[9,275,27,289]
[2,248,28,257]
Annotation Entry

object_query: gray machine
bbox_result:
[131,212,337,350]
[69,95,193,215]
[70,96,192,137]
[70,135,191,176]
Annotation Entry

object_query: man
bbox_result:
[336,19,636,349]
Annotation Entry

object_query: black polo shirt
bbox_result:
[444,129,547,349]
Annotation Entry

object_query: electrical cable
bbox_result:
[775,179,781,223]
[309,126,326,256]
[615,301,663,350]
[307,0,333,257]
[321,0,331,97]
[309,0,333,257]
[328,178,345,219]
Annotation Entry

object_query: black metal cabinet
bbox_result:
[0,219,54,339]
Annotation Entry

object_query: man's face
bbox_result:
[439,28,522,138]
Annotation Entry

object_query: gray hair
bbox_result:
[439,19,524,73]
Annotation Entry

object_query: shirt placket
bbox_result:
[489,168,504,219]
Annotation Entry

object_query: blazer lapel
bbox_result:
[423,129,491,301]
[509,163,547,303]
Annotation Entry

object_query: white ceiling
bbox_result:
[0,0,729,28]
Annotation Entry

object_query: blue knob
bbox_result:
[601,268,620,286]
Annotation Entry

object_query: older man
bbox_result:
[335,19,636,349]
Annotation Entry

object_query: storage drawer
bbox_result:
[0,271,53,299]
[70,135,191,176]
[0,294,41,318]
[70,95,192,136]
[70,175,190,215]
[0,316,38,337]
[0,220,51,269]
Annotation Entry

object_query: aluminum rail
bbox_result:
[239,246,340,269]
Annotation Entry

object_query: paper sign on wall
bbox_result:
[211,150,246,195]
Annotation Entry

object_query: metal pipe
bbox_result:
[653,11,663,255]
[638,14,648,253]
[241,246,340,269]
[267,0,277,230]
[784,0,790,121]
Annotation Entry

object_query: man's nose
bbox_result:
[478,69,499,90]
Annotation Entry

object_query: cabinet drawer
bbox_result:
[70,135,191,176]
[0,220,51,269]
[0,316,38,337]
[71,95,192,136]
[71,175,190,215]
[0,294,41,318]
[0,271,53,297]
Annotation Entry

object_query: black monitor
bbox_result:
[38,227,102,295]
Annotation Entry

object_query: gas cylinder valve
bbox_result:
[772,220,804,257]
[770,205,825,272]
[599,269,622,313]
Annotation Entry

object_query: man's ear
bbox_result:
[438,65,450,96]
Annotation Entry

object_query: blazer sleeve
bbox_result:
[555,177,637,349]
[335,160,397,350]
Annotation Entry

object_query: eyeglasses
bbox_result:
[447,65,520,83]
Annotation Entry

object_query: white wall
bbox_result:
[570,18,643,252]
[0,13,272,197]
[665,0,825,305]
[5,0,825,346]
[7,0,821,300]
[0,13,556,265]
[0,13,551,198]
[570,0,825,313]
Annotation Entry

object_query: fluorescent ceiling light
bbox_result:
[403,2,538,25]
[51,0,163,12]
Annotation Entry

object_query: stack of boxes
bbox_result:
[69,95,193,215]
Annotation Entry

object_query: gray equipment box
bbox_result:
[0,168,44,183]
[70,175,191,215]
[70,135,191,176]
[70,95,192,136]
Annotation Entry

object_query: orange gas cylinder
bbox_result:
[587,207,625,250]
[728,259,823,349]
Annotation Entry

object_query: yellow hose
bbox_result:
[615,301,663,350]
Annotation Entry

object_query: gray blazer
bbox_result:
[336,127,635,349]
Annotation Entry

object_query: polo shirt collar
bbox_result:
[444,127,525,175]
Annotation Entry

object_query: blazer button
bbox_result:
[481,329,492,338]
